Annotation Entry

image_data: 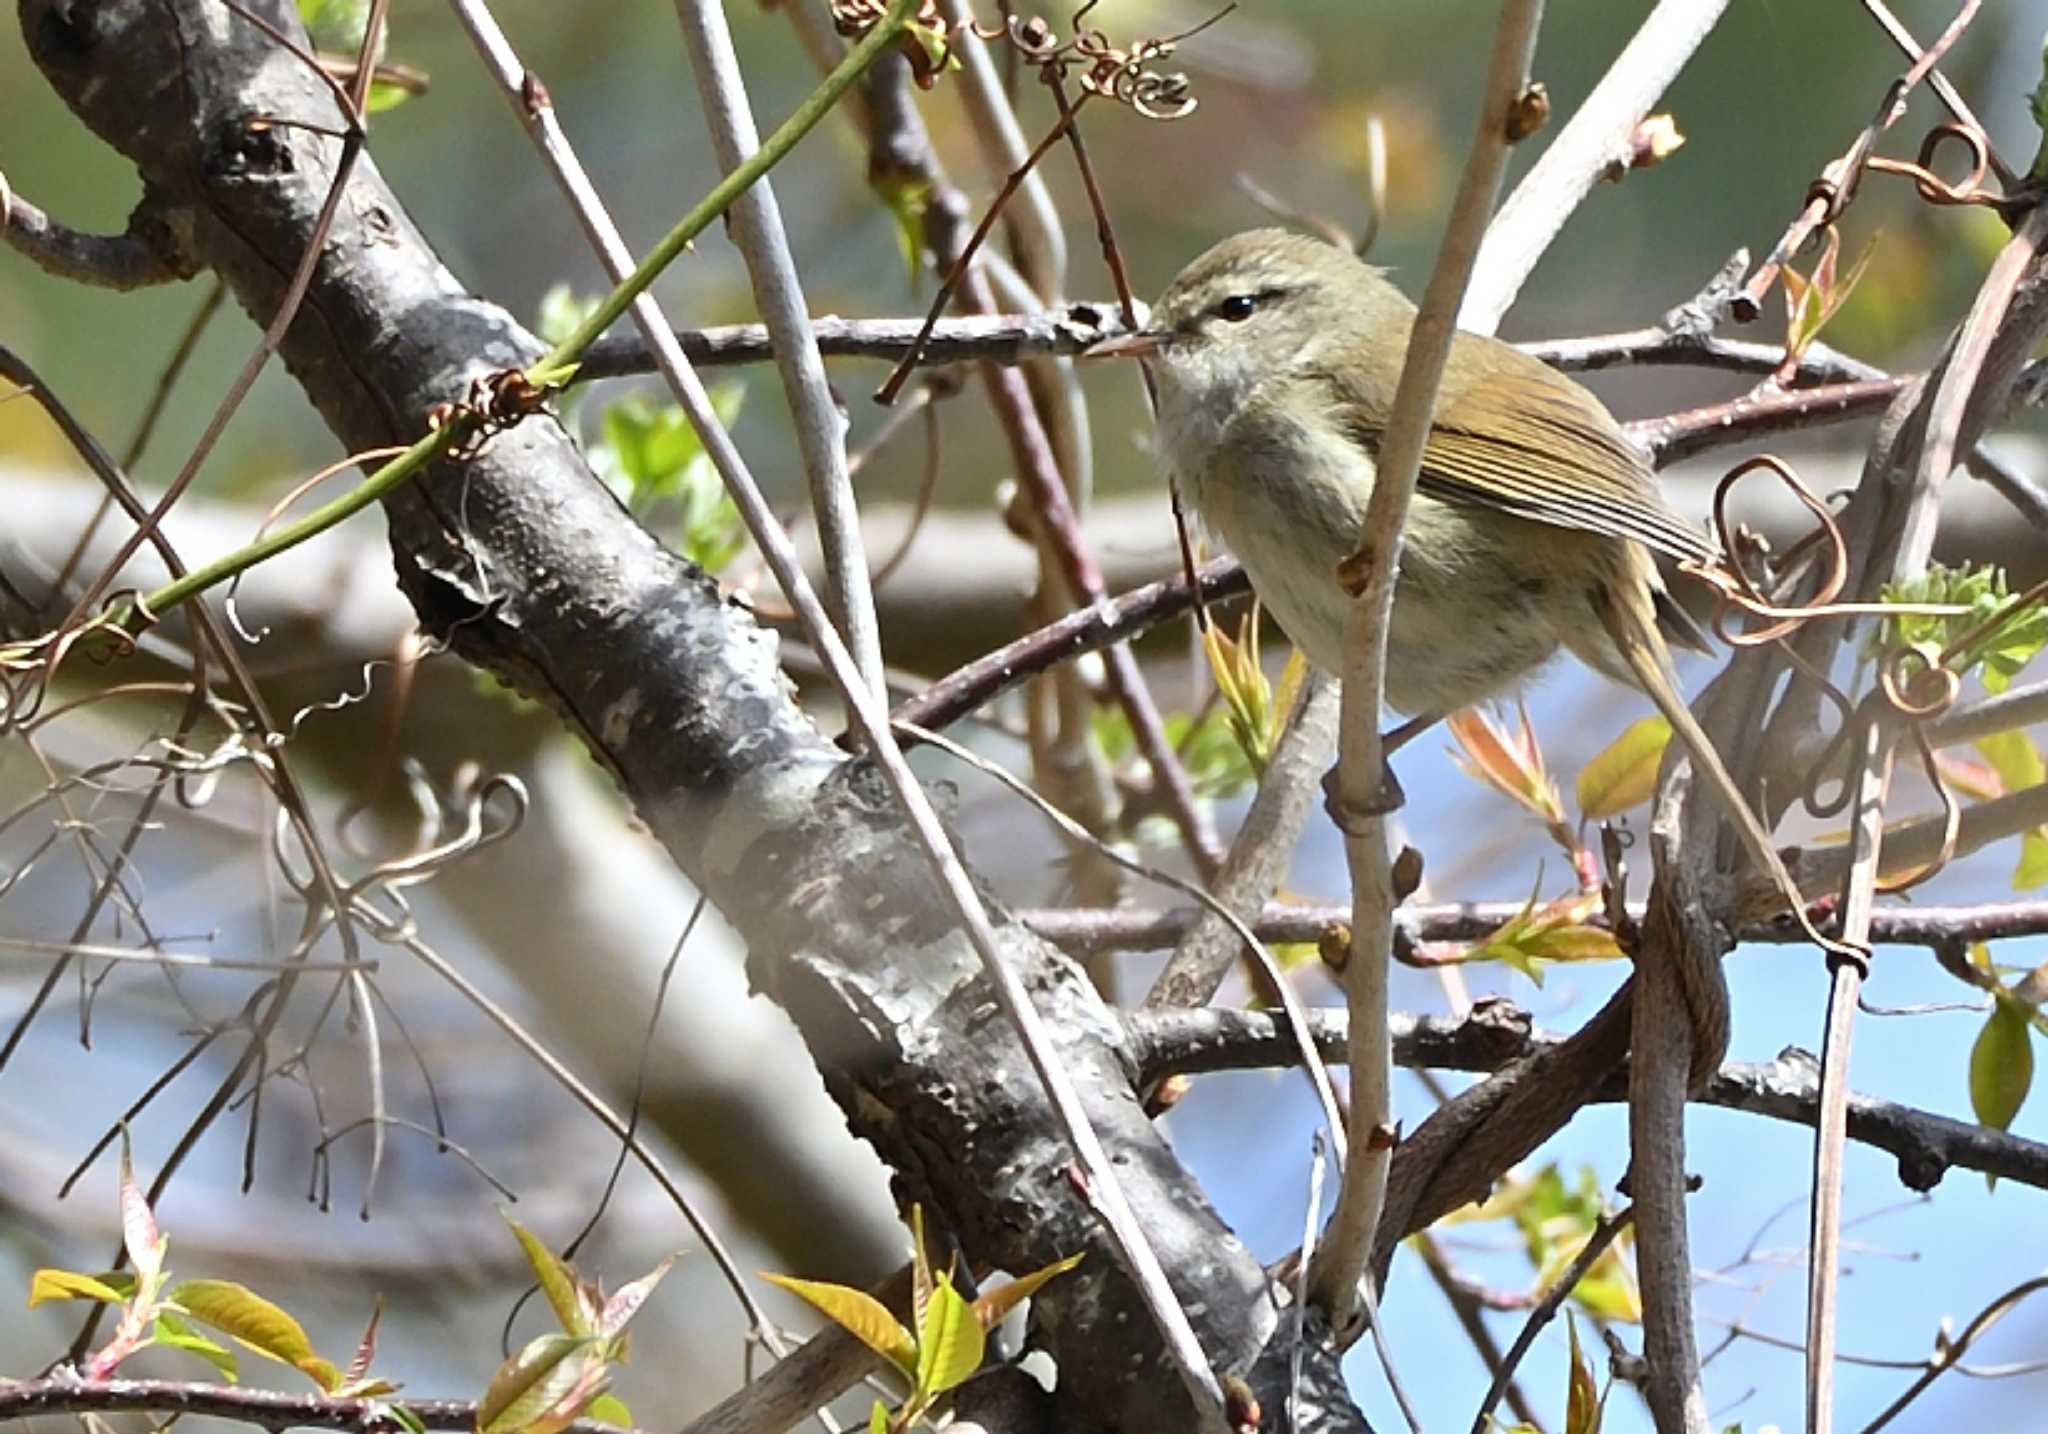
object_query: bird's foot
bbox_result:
[1321,757,1406,835]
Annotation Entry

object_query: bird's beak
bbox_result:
[1082,329,1165,360]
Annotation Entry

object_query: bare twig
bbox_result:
[1024,896,2048,956]
[1144,673,1339,1008]
[1862,1275,2048,1432]
[575,307,1135,377]
[1414,1232,1547,1433]
[1463,0,1734,329]
[1311,0,1547,1334]
[672,0,885,703]
[1470,1204,1636,1434]
[1734,0,1986,320]
[897,720,1346,1163]
[889,558,1250,734]
[0,177,184,289]
[1809,198,2048,1434]
[0,1378,635,1434]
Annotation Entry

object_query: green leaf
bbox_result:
[386,1404,428,1434]
[971,1253,1082,1332]
[1970,994,2035,1140]
[761,1274,916,1376]
[912,1277,983,1400]
[1576,716,1671,820]
[868,1400,890,1434]
[169,1279,334,1388]
[28,1269,137,1308]
[298,0,379,55]
[505,1217,590,1338]
[475,1333,608,1434]
[600,384,748,572]
[1874,563,2048,694]
[582,1394,633,1429]
[155,1309,240,1382]
[365,78,415,115]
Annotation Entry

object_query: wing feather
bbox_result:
[1319,336,1718,566]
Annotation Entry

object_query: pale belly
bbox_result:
[1179,428,1565,717]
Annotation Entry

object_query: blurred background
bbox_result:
[4,2,2048,1431]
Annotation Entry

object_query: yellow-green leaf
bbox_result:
[912,1277,983,1399]
[868,1399,890,1434]
[1576,716,1671,819]
[475,1333,607,1434]
[365,77,416,114]
[169,1279,323,1378]
[298,1356,345,1393]
[504,1217,591,1338]
[909,1205,935,1338]
[971,1253,1082,1332]
[1970,995,2035,1137]
[875,172,933,286]
[1463,887,1622,984]
[2018,830,2048,892]
[1976,728,2045,794]
[583,1394,632,1428]
[761,1274,916,1376]
[1564,1313,1601,1434]
[155,1309,239,1382]
[28,1269,136,1308]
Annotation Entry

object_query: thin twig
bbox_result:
[1809,198,2048,1434]
[896,720,1346,1165]
[1024,896,2048,956]
[1861,1275,2048,1432]
[1469,1205,1636,1434]
[1464,0,1734,329]
[1311,0,1547,1334]
[671,0,885,703]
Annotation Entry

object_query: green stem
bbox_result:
[136,0,921,629]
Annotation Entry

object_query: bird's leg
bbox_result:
[1321,710,1445,832]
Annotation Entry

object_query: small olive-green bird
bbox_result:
[1100,228,1796,893]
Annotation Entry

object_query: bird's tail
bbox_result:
[1581,553,1857,1067]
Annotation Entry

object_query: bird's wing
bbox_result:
[1323,338,1718,567]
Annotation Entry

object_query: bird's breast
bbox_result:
[1171,404,1569,714]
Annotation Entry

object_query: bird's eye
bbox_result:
[1217,294,1259,322]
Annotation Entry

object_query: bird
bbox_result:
[1093,227,1807,911]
